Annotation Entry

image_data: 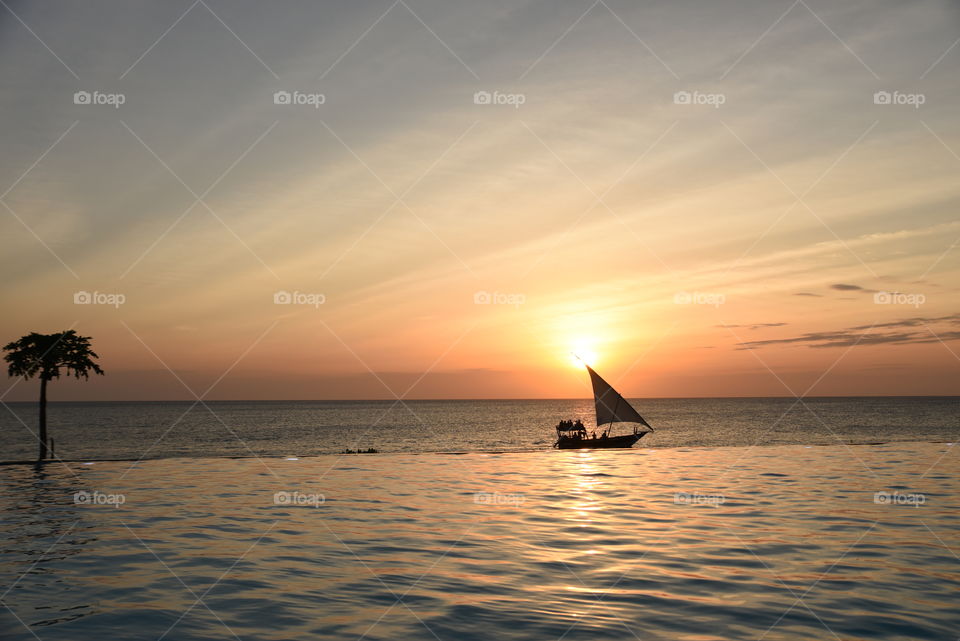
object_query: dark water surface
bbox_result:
[1,443,957,640]
[1,397,957,462]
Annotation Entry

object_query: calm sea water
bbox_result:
[1,443,957,640]
[0,397,957,462]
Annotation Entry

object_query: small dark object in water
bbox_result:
[342,448,379,454]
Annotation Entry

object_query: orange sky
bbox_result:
[2,1,959,400]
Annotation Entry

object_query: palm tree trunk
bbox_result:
[38,377,48,461]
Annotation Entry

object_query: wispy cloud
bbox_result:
[738,315,960,350]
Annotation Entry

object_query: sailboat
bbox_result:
[554,364,654,449]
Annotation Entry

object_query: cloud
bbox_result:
[718,322,787,330]
[737,314,960,349]
[794,292,822,297]
[848,314,960,331]
[830,283,869,291]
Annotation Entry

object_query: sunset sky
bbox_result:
[2,0,959,400]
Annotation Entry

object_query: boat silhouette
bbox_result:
[554,364,654,449]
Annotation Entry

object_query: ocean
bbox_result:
[1,443,957,640]
[1,399,957,640]
[0,397,957,462]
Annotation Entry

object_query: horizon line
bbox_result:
[5,394,959,403]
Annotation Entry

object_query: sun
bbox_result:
[569,340,598,368]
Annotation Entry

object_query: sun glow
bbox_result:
[569,340,598,368]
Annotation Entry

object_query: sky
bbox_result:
[1,0,959,401]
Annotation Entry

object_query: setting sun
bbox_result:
[569,341,599,368]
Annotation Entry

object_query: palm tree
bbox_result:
[3,330,104,461]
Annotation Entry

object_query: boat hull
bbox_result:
[554,432,646,449]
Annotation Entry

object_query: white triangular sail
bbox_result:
[586,365,652,430]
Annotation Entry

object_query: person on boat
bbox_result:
[591,431,596,439]
[574,419,584,430]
